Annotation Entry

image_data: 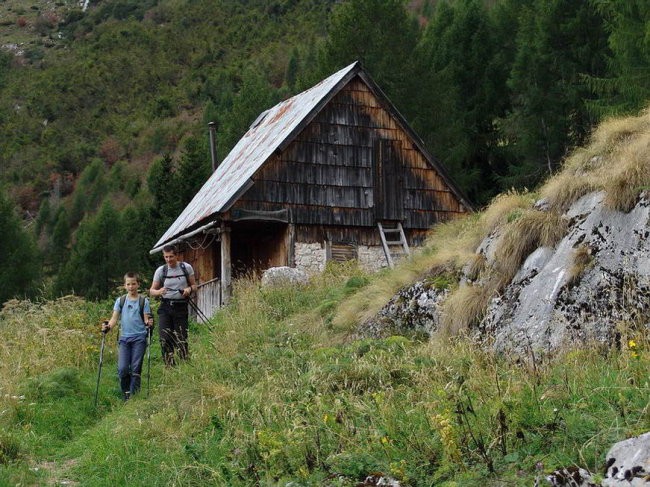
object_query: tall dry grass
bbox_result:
[492,209,568,285]
[0,297,101,397]
[331,190,541,337]
[542,107,650,212]
[331,213,485,333]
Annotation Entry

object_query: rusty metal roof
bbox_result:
[152,61,361,251]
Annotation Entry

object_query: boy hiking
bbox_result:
[149,245,197,367]
[102,272,153,401]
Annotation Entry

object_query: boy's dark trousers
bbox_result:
[117,335,147,395]
[158,299,189,367]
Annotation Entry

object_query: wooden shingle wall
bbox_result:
[233,76,467,245]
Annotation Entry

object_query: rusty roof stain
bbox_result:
[152,62,361,250]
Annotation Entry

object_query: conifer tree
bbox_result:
[147,154,183,239]
[69,158,108,227]
[285,48,300,91]
[50,207,71,273]
[503,0,608,188]
[219,66,278,157]
[587,0,650,115]
[321,0,420,118]
[120,205,156,280]
[417,0,509,204]
[0,189,40,303]
[34,198,52,238]
[56,200,122,300]
[177,135,211,207]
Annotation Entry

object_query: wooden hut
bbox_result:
[150,61,472,317]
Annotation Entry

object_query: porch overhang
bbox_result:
[149,219,221,255]
[230,208,290,223]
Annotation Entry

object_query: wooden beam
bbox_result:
[220,222,232,305]
[287,223,296,266]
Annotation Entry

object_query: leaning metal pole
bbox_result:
[94,325,108,407]
[187,296,214,331]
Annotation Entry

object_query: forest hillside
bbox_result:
[1,0,649,304]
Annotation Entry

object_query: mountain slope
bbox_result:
[0,266,648,485]
[343,106,650,356]
[0,0,333,210]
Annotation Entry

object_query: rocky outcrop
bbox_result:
[538,431,650,486]
[538,466,598,486]
[602,431,650,486]
[481,191,650,354]
[360,191,650,355]
[357,280,448,338]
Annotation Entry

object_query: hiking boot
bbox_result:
[123,391,131,401]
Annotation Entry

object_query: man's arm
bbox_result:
[150,277,166,298]
[182,273,197,297]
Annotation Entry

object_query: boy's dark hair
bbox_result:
[124,272,139,282]
[162,244,178,254]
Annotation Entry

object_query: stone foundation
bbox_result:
[357,245,389,272]
[294,242,326,273]
[294,242,390,274]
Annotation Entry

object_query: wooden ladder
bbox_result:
[377,221,410,268]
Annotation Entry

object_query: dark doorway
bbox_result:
[230,221,289,278]
[373,139,404,221]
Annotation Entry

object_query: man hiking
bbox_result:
[149,244,197,367]
[102,272,153,401]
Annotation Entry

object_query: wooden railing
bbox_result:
[194,278,221,323]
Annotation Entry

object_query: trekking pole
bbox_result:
[146,318,153,398]
[188,295,209,323]
[187,296,214,330]
[94,322,109,408]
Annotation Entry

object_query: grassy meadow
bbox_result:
[0,261,648,486]
[2,109,650,485]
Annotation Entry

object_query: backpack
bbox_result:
[118,294,146,323]
[161,262,190,288]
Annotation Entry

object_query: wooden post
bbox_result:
[287,223,295,267]
[220,222,232,305]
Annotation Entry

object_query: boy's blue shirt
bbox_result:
[113,295,151,338]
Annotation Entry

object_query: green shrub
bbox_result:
[0,433,20,465]
[24,367,81,400]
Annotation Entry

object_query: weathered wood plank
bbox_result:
[220,223,232,305]
[282,141,374,167]
[300,123,373,147]
[257,161,373,187]
[244,181,370,208]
